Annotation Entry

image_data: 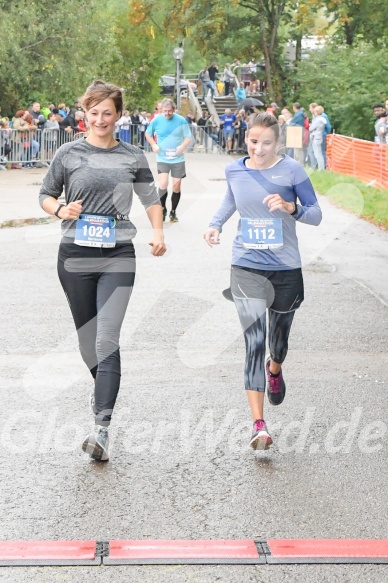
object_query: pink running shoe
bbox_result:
[266,356,286,406]
[250,418,273,450]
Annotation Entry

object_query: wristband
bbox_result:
[54,203,65,218]
[291,203,298,216]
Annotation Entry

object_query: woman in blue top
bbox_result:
[204,112,322,451]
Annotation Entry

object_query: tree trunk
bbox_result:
[261,37,283,104]
[295,34,302,64]
[343,21,354,46]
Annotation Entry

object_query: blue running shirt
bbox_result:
[146,113,192,163]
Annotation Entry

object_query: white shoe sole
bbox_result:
[250,432,273,451]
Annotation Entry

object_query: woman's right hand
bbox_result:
[203,228,220,247]
[58,200,83,220]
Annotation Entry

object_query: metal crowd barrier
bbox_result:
[0,128,86,169]
[0,127,152,169]
[115,126,151,150]
[186,125,247,155]
[186,125,223,155]
[0,125,234,170]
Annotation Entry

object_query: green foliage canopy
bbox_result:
[293,43,388,140]
[0,0,167,116]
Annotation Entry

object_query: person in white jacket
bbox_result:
[222,64,237,96]
[309,105,326,170]
[117,110,132,143]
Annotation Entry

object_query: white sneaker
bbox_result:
[82,425,109,461]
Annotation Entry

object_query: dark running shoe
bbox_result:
[266,355,286,406]
[250,419,273,450]
[82,425,109,461]
[169,210,178,223]
[162,207,167,222]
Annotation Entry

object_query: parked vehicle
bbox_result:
[159,75,198,97]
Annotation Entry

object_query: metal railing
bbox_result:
[186,125,246,155]
[185,125,222,155]
[0,128,86,169]
[0,127,152,169]
[0,125,239,170]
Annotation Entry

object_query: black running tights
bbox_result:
[57,242,135,426]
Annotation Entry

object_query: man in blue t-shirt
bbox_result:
[220,108,236,152]
[146,98,192,222]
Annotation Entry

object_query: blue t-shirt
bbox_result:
[146,113,192,163]
[220,114,236,133]
[236,88,246,100]
[209,156,322,270]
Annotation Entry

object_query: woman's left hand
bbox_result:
[263,194,295,214]
[149,233,167,256]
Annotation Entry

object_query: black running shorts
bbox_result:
[230,265,304,313]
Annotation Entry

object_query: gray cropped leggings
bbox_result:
[231,265,303,392]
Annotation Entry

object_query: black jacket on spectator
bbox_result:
[59,115,77,131]
[31,111,46,130]
[208,66,218,82]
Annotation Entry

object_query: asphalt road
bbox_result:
[0,155,387,582]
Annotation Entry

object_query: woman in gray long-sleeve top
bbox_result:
[39,80,166,461]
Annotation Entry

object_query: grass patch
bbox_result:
[309,169,388,230]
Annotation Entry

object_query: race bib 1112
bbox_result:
[241,217,283,249]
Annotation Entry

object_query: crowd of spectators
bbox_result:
[197,59,265,102]
[0,100,154,168]
[193,59,333,169]
[4,73,386,172]
[189,98,332,170]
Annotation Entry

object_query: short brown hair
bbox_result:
[81,80,123,114]
[246,112,279,140]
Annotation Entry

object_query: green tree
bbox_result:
[0,0,170,116]
[295,43,388,139]
[0,0,120,115]
[156,0,324,102]
[109,1,167,111]
[320,0,388,46]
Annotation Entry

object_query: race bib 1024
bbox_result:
[241,217,283,250]
[74,214,116,248]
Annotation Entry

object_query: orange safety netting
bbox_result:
[326,134,388,190]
